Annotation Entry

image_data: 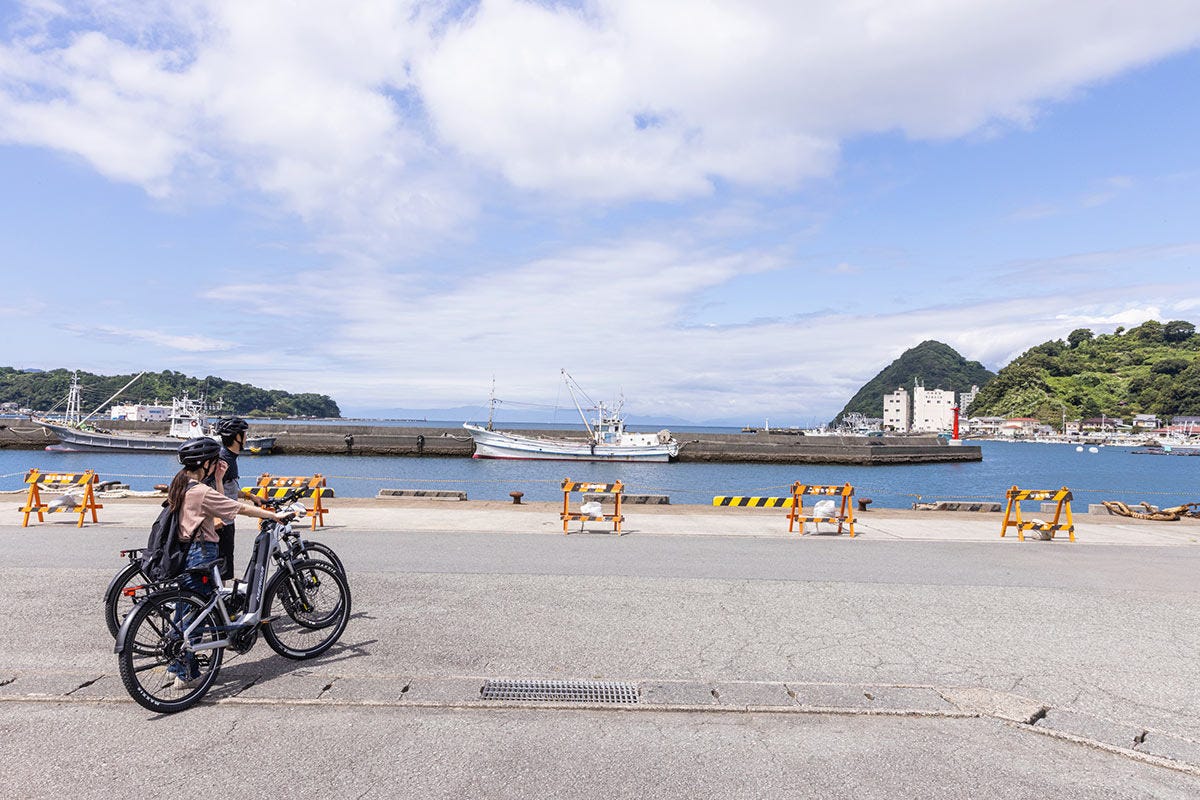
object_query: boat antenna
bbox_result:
[80,371,146,426]
[562,369,596,441]
[486,375,497,431]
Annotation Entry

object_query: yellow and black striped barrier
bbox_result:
[713,496,794,508]
[561,478,624,535]
[787,482,856,537]
[19,469,103,527]
[251,473,329,529]
[1001,485,1075,542]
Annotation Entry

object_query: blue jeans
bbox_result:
[169,540,218,679]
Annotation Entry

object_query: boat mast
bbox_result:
[65,372,82,426]
[80,371,146,426]
[562,370,596,442]
[486,376,497,431]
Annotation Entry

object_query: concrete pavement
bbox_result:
[2,498,1200,796]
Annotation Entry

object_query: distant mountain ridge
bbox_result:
[833,340,996,423]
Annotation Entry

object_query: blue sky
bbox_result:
[2,1,1199,425]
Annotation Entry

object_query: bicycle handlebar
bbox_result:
[256,487,305,509]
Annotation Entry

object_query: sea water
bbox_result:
[1,440,1197,509]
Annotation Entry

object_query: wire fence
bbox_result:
[2,469,1194,506]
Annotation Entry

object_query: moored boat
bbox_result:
[32,373,276,454]
[463,371,678,462]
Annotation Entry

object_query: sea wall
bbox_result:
[0,419,981,465]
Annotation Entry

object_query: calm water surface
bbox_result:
[2,440,1197,508]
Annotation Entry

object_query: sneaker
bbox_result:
[172,674,202,691]
[162,662,182,687]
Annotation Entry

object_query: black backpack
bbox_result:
[140,498,191,583]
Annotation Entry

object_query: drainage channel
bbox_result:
[480,679,639,704]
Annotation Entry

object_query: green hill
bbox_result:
[0,367,340,418]
[967,319,1200,423]
[834,340,995,423]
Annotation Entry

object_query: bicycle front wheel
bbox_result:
[298,540,346,577]
[116,590,224,714]
[104,561,150,639]
[261,560,351,660]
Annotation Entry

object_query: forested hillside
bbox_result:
[834,340,995,423]
[0,368,340,418]
[967,319,1200,421]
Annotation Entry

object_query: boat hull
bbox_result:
[465,424,676,462]
[35,420,276,454]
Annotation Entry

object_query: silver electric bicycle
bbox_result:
[103,493,347,639]
[115,505,351,714]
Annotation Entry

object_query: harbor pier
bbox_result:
[0,420,981,465]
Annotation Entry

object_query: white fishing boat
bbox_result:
[463,372,678,462]
[32,373,276,454]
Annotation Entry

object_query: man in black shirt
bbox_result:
[212,417,263,582]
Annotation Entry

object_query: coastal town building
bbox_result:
[883,387,910,432]
[911,382,956,433]
[1000,417,1042,437]
[1133,414,1159,429]
[967,417,1005,435]
[958,385,980,414]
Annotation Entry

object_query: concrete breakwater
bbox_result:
[0,420,981,465]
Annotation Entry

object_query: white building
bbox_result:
[110,403,170,422]
[958,385,980,414]
[912,382,956,433]
[883,387,910,432]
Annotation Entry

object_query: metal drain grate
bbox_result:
[481,679,640,704]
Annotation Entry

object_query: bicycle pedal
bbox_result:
[258,616,278,626]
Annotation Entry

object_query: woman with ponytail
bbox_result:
[167,437,284,689]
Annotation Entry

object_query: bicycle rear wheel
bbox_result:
[261,560,351,660]
[116,590,224,714]
[104,561,150,639]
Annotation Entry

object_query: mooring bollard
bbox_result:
[510,491,524,505]
[857,498,873,512]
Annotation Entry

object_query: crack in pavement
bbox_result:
[63,677,102,696]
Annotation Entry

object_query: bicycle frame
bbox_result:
[118,512,306,656]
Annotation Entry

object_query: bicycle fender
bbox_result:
[113,588,197,655]
[104,562,141,605]
[113,600,140,655]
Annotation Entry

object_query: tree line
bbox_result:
[0,368,341,419]
[967,319,1199,423]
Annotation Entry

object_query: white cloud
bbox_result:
[419,0,1200,200]
[3,1,1199,238]
[66,324,237,353]
[3,2,1200,420]
[1082,175,1135,207]
[196,232,1200,420]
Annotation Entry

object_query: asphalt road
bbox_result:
[1,523,1199,796]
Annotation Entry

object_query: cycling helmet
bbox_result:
[178,437,221,468]
[213,417,249,436]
